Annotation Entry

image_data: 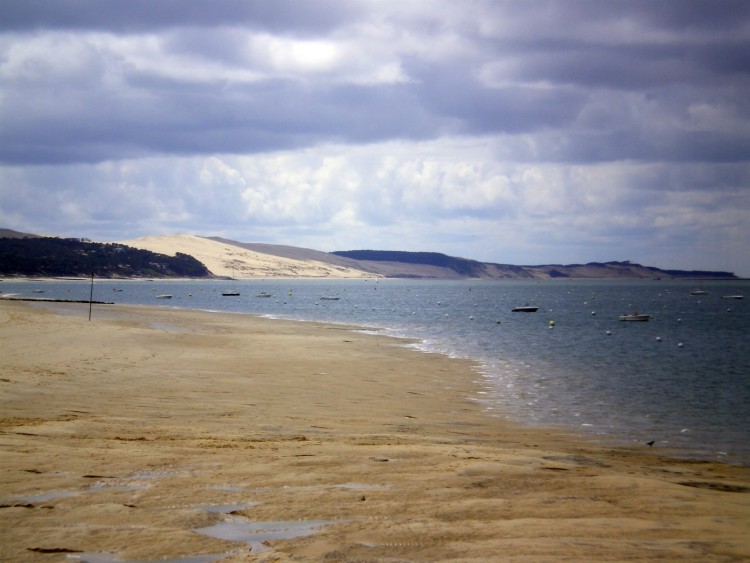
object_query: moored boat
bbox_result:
[512,305,539,312]
[721,294,744,300]
[619,312,652,321]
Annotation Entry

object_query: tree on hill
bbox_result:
[0,237,210,278]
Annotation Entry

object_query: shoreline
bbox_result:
[1,300,749,561]
[15,294,747,467]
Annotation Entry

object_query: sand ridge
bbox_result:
[1,300,749,561]
[117,234,375,279]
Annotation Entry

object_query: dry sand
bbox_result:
[1,300,749,562]
[118,235,373,279]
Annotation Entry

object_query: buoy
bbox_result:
[591,311,596,315]
[496,319,501,324]
[606,330,612,336]
[548,320,555,326]
[656,336,662,342]
[677,342,684,348]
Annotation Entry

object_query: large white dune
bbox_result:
[117,234,374,279]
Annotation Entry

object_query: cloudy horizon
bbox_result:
[1,1,749,274]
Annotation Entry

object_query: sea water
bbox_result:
[4,278,749,465]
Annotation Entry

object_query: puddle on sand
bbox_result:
[86,482,149,493]
[63,503,333,560]
[195,518,336,554]
[16,490,80,503]
[66,552,227,563]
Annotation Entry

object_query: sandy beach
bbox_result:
[1,300,749,562]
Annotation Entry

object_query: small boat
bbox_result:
[619,312,652,321]
[320,296,341,301]
[512,305,539,312]
[721,295,744,300]
[256,292,273,298]
[690,289,708,295]
[223,269,240,296]
[156,294,173,299]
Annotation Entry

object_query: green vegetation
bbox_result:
[0,237,210,278]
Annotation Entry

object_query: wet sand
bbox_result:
[1,300,749,561]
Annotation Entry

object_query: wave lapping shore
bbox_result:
[4,277,749,464]
[1,300,749,561]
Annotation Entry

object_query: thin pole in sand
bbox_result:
[88,272,94,321]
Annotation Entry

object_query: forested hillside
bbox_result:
[0,237,210,278]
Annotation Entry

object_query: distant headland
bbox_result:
[0,229,739,280]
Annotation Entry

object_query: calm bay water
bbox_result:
[4,277,749,465]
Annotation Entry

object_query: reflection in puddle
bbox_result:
[18,470,336,560]
[11,469,182,506]
[17,490,79,503]
[67,552,226,563]
[126,469,183,480]
[195,518,335,554]
[87,482,149,493]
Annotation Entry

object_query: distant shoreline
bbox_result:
[2,275,747,282]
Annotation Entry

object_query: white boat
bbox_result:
[690,289,708,295]
[256,292,273,298]
[619,312,652,321]
[721,294,744,300]
[512,305,539,312]
[156,294,173,299]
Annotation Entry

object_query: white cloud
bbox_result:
[0,1,748,275]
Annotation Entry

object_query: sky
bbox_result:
[1,1,749,275]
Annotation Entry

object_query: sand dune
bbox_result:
[118,234,375,279]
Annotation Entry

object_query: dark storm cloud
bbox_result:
[1,0,749,166]
[486,40,750,91]
[0,0,357,34]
